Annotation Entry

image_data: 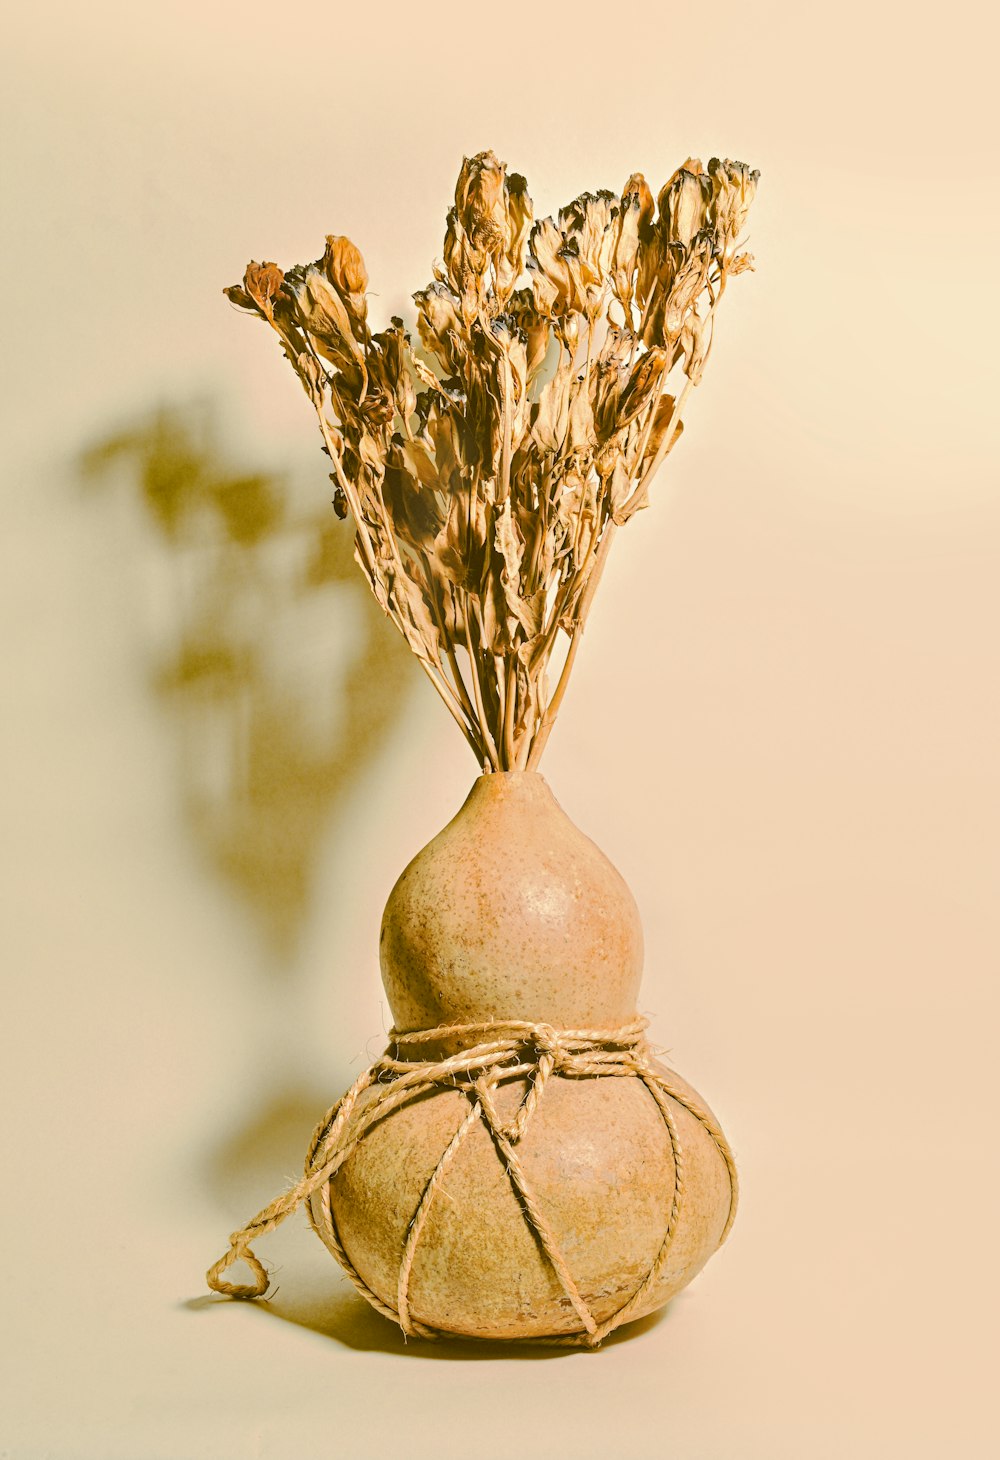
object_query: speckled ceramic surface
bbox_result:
[317,1061,731,1339]
[380,771,643,1033]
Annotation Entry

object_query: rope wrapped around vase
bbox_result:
[206,1016,738,1349]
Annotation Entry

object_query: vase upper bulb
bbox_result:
[379,770,643,1034]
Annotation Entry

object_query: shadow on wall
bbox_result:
[80,399,416,1206]
[80,399,414,958]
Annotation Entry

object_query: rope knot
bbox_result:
[530,1022,563,1069]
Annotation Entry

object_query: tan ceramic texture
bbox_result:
[324,771,734,1340]
[380,771,644,1033]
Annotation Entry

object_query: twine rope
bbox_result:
[206,1016,738,1349]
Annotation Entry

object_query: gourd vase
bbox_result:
[310,770,735,1341]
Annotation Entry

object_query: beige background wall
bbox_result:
[3,2,998,1456]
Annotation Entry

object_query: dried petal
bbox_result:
[224,283,257,311]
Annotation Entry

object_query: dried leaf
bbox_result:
[383,452,443,551]
[640,394,677,467]
[531,368,571,454]
[401,438,439,491]
[608,458,631,524]
[494,498,540,636]
[410,353,445,394]
[434,487,488,587]
[568,379,596,451]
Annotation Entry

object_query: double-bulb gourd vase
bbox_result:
[307,770,736,1343]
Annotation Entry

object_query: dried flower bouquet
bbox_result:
[226,151,758,770]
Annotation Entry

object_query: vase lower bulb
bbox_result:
[312,1059,734,1344]
[307,771,737,1346]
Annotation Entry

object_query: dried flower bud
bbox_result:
[658,161,713,249]
[607,457,632,523]
[415,281,465,374]
[298,352,326,404]
[612,179,649,309]
[618,347,667,425]
[454,149,508,253]
[639,394,677,471]
[562,191,618,290]
[508,288,549,377]
[242,260,285,315]
[496,171,533,305]
[323,234,369,321]
[487,315,529,439]
[708,158,760,256]
[663,233,713,341]
[441,207,490,320]
[555,311,580,353]
[282,263,364,369]
[635,222,665,318]
[375,320,416,423]
[441,208,467,281]
[527,216,585,317]
[622,172,654,234]
[506,173,532,244]
[590,358,624,440]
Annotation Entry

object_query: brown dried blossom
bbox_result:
[225,150,758,770]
